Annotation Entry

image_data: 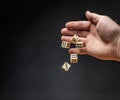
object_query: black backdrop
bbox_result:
[1,0,120,100]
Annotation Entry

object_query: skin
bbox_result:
[61,11,120,61]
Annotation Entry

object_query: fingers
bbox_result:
[85,11,101,24]
[65,21,91,30]
[61,28,89,37]
[69,48,87,55]
[61,35,87,43]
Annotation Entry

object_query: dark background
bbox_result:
[0,0,120,100]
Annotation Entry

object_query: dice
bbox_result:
[61,41,71,49]
[71,34,79,44]
[75,41,85,48]
[61,34,86,71]
[70,54,78,63]
[61,62,71,71]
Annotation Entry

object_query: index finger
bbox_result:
[65,21,91,30]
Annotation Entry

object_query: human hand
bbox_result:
[61,11,120,61]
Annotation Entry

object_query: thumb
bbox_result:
[85,11,101,24]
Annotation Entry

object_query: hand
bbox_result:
[61,11,120,61]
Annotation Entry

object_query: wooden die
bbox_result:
[61,41,71,49]
[71,34,79,44]
[70,54,78,63]
[61,62,71,71]
[75,41,85,48]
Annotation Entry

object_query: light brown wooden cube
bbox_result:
[71,34,79,44]
[61,41,71,49]
[70,59,78,63]
[70,54,78,63]
[61,62,71,71]
[75,41,85,48]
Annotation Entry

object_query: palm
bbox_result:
[85,24,114,60]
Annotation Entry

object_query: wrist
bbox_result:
[113,27,120,61]
[115,37,120,61]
